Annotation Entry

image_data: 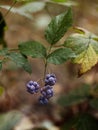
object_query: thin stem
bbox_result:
[44,58,48,79]
[43,44,52,79]
[0,0,17,25]
[47,44,52,55]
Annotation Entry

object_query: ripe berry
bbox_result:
[45,73,56,86]
[39,96,48,104]
[26,80,40,94]
[40,85,53,99]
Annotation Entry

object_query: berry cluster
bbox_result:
[26,73,56,104]
[39,74,56,104]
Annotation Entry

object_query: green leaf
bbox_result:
[0,86,4,96]
[89,98,98,110]
[64,31,98,74]
[58,84,90,106]
[61,114,98,130]
[47,48,75,64]
[7,52,32,74]
[18,41,47,58]
[22,60,32,74]
[45,8,73,45]
[0,111,23,130]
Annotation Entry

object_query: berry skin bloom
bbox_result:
[26,80,40,94]
[40,85,53,99]
[39,96,49,104]
[45,73,56,86]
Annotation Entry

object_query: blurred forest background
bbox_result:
[1,0,98,130]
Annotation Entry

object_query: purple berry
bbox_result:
[45,73,56,86]
[40,85,54,99]
[39,96,48,104]
[26,80,40,94]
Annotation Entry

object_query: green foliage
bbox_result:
[1,2,98,130]
[0,111,23,130]
[58,84,90,106]
[0,48,33,73]
[45,8,73,45]
[64,28,98,74]
[7,52,32,74]
[0,8,74,73]
[1,6,98,78]
[47,48,75,64]
[0,5,97,78]
[18,41,47,58]
[61,114,98,130]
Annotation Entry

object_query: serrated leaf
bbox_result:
[58,84,90,106]
[7,52,32,74]
[47,48,76,64]
[22,60,32,74]
[61,114,98,130]
[45,8,73,45]
[0,86,4,96]
[8,52,27,67]
[64,32,98,74]
[18,41,47,58]
[74,44,98,73]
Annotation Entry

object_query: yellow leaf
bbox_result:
[73,44,98,74]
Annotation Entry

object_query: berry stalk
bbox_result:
[44,45,52,79]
